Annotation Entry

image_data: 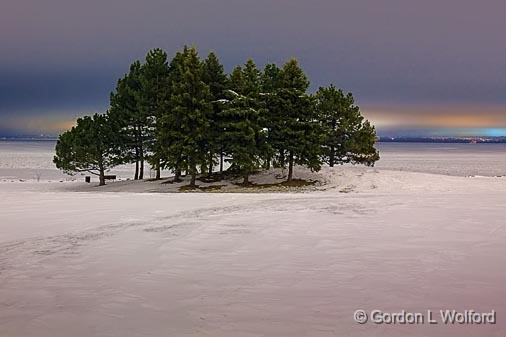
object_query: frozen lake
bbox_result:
[376,142,506,177]
[1,140,506,181]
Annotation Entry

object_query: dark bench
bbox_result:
[85,175,116,183]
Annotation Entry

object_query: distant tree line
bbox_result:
[54,46,379,186]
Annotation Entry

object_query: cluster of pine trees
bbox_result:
[54,46,379,186]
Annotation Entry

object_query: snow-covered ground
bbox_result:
[1,142,506,337]
[0,141,162,183]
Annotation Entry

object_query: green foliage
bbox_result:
[138,48,171,179]
[241,59,262,95]
[261,63,281,93]
[54,114,120,185]
[162,46,213,186]
[108,60,148,179]
[315,85,379,166]
[156,50,185,177]
[55,46,380,187]
[279,59,309,91]
[266,59,322,180]
[221,60,269,184]
[202,52,228,99]
[229,66,245,95]
[202,51,229,174]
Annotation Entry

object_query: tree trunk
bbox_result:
[156,159,161,180]
[189,171,196,187]
[138,127,144,179]
[265,156,271,170]
[139,147,144,179]
[279,149,285,167]
[287,151,294,182]
[243,172,249,185]
[208,152,213,176]
[173,154,183,182]
[99,168,106,186]
[330,119,336,168]
[134,160,139,180]
[219,151,224,174]
[189,157,197,187]
[174,168,181,183]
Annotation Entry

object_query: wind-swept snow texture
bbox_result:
[1,169,506,337]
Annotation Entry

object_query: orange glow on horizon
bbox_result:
[4,114,82,135]
[4,104,506,135]
[362,104,506,129]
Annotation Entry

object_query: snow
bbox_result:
[1,142,506,336]
[226,89,240,97]
[0,141,169,183]
[375,142,506,177]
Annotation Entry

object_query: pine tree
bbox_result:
[229,65,246,95]
[55,47,381,188]
[221,60,269,184]
[202,52,228,176]
[109,60,149,180]
[261,63,281,93]
[241,59,262,95]
[54,113,120,186]
[165,46,212,187]
[260,63,281,169]
[138,48,171,180]
[217,65,244,171]
[316,85,379,167]
[269,59,322,181]
[158,50,185,182]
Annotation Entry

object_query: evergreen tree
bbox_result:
[269,59,322,181]
[229,65,246,95]
[261,63,281,93]
[158,50,186,182]
[54,114,119,186]
[216,65,244,171]
[221,60,269,184]
[316,85,379,166]
[164,46,212,187]
[54,47,381,188]
[241,59,262,95]
[202,52,228,176]
[109,60,149,180]
[260,63,281,169]
[138,48,170,180]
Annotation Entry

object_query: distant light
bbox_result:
[482,128,506,137]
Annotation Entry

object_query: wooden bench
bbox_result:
[85,175,116,183]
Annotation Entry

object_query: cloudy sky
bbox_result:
[1,0,505,137]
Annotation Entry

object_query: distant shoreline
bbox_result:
[3,137,506,144]
[378,137,506,144]
[0,137,58,141]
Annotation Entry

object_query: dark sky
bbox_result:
[1,0,506,136]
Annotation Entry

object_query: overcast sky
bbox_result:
[1,0,506,136]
